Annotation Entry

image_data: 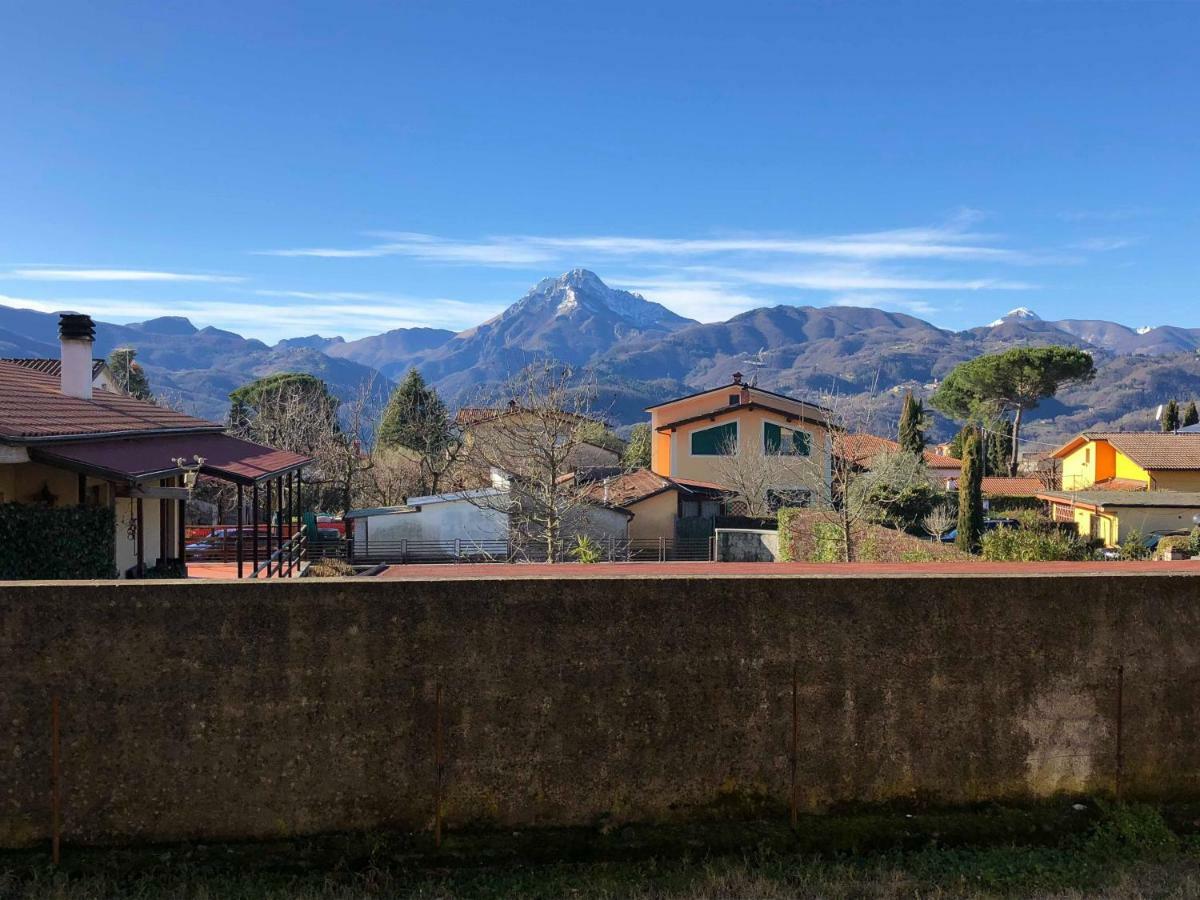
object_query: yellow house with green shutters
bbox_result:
[1051,432,1200,492]
[647,373,832,509]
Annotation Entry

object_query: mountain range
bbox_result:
[3,268,1199,444]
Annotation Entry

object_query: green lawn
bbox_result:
[3,803,1199,899]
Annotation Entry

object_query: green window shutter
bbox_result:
[764,422,782,454]
[691,421,737,455]
[792,429,812,456]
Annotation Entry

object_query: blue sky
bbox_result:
[1,1,1197,342]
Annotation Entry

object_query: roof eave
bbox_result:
[2,424,225,446]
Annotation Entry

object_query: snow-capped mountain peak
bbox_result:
[513,268,691,329]
[988,307,1042,327]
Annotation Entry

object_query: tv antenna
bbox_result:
[738,347,769,386]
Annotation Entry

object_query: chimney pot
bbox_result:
[731,371,743,384]
[58,313,95,400]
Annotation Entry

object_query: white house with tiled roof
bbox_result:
[0,314,311,579]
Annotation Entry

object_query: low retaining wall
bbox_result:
[715,528,779,562]
[2,572,1199,846]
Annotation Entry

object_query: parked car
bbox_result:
[1100,529,1191,560]
[185,527,257,551]
[939,517,1021,543]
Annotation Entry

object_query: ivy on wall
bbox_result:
[0,502,117,579]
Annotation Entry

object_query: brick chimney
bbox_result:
[58,313,95,400]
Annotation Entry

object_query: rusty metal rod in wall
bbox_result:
[51,696,61,865]
[435,684,444,848]
[1115,664,1125,803]
[790,664,799,829]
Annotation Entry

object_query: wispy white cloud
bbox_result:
[607,277,764,323]
[1058,208,1151,223]
[1066,237,1138,252]
[5,267,244,283]
[829,292,940,317]
[0,292,498,342]
[261,218,1028,266]
[697,264,1035,293]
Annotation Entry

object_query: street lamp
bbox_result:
[172,455,206,493]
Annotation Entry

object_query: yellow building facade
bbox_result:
[647,377,832,504]
[1053,433,1200,492]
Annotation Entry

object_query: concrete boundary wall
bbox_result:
[2,572,1200,847]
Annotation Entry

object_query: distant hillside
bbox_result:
[326,326,455,376]
[0,305,390,422]
[3,285,1200,443]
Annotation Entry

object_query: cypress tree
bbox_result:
[956,426,984,554]
[1183,401,1199,428]
[1162,399,1181,433]
[988,418,1013,475]
[898,391,926,456]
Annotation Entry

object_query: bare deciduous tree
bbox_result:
[229,374,380,514]
[921,503,956,540]
[786,386,934,562]
[354,446,424,509]
[461,361,610,562]
[709,433,817,518]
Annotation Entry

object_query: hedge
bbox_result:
[0,502,116,579]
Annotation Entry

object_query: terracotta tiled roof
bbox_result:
[581,469,674,506]
[579,470,728,507]
[0,360,219,442]
[1054,431,1200,470]
[924,452,964,470]
[841,433,962,470]
[1092,432,1200,470]
[980,476,1045,496]
[1,357,107,379]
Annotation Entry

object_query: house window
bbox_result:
[729,394,741,406]
[691,421,737,455]
[764,422,812,456]
[1084,447,1091,464]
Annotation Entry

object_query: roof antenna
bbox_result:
[738,347,767,387]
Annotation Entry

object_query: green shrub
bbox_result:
[569,534,603,564]
[1189,526,1200,556]
[1120,529,1151,561]
[1157,535,1194,557]
[981,525,1089,561]
[811,522,845,563]
[0,502,116,579]
[1083,801,1178,861]
[776,508,800,562]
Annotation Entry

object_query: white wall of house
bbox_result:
[352,493,510,553]
[113,481,178,576]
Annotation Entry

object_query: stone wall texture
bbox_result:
[2,572,1199,847]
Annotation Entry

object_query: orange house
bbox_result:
[647,374,832,508]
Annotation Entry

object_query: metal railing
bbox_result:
[351,536,717,565]
[251,531,307,579]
